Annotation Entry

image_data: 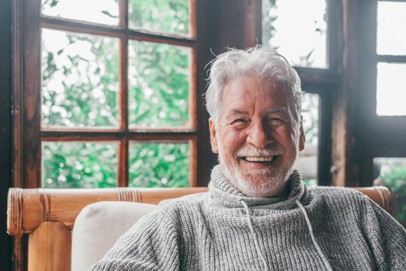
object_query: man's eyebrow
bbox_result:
[267,107,288,114]
[225,109,248,119]
[225,108,289,118]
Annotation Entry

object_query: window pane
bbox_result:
[376,63,406,116]
[129,0,191,36]
[262,0,327,68]
[41,0,119,25]
[297,93,319,187]
[377,1,406,55]
[129,142,190,187]
[128,41,191,128]
[42,142,118,188]
[373,157,406,227]
[41,29,120,128]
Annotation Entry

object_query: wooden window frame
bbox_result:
[356,0,406,183]
[13,0,210,188]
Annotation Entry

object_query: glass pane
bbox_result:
[297,93,319,187]
[376,63,406,116]
[42,142,118,188]
[129,0,191,36]
[373,157,406,227]
[41,0,119,25]
[41,28,120,128]
[129,142,190,187]
[262,0,327,68]
[377,1,406,55]
[128,41,191,128]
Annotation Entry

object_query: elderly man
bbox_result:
[91,46,406,270]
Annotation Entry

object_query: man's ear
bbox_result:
[209,118,219,154]
[299,120,305,151]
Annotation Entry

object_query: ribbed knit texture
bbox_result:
[90,165,406,270]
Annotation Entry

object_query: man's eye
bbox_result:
[231,119,248,126]
[269,118,284,126]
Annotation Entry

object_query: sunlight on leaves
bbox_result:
[128,41,191,128]
[262,0,327,68]
[42,142,118,188]
[129,0,190,36]
[129,142,190,187]
[41,0,119,25]
[41,29,120,128]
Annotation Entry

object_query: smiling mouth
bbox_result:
[242,156,278,162]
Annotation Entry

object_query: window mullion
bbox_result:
[118,0,129,186]
[23,0,42,187]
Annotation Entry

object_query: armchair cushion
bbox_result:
[71,201,157,271]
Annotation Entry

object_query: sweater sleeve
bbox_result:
[89,210,180,271]
[361,197,406,270]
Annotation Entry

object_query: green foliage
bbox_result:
[42,30,119,128]
[40,2,192,188]
[129,143,190,187]
[129,0,190,36]
[303,179,318,188]
[262,0,277,49]
[42,0,59,8]
[42,142,118,188]
[377,166,406,226]
[267,0,277,6]
[262,0,325,67]
[129,41,190,127]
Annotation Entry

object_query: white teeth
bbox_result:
[245,156,274,162]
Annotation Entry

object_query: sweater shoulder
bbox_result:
[310,186,363,196]
[307,186,369,206]
[155,191,208,213]
[126,192,208,231]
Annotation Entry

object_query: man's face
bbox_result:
[209,76,305,197]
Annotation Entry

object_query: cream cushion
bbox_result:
[71,201,157,271]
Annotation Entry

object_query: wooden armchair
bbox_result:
[7,186,391,271]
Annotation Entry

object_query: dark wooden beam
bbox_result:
[331,0,364,186]
[0,0,13,269]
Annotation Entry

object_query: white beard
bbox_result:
[217,138,297,197]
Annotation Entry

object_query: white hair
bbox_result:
[205,45,303,124]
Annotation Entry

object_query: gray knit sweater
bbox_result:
[91,166,406,270]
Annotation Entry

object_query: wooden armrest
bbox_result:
[352,186,392,213]
[7,185,392,237]
[7,187,207,236]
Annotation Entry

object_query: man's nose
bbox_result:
[246,121,273,149]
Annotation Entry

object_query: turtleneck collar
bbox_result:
[208,164,306,210]
[207,165,333,271]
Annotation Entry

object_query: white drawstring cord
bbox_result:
[295,200,333,271]
[240,200,269,271]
